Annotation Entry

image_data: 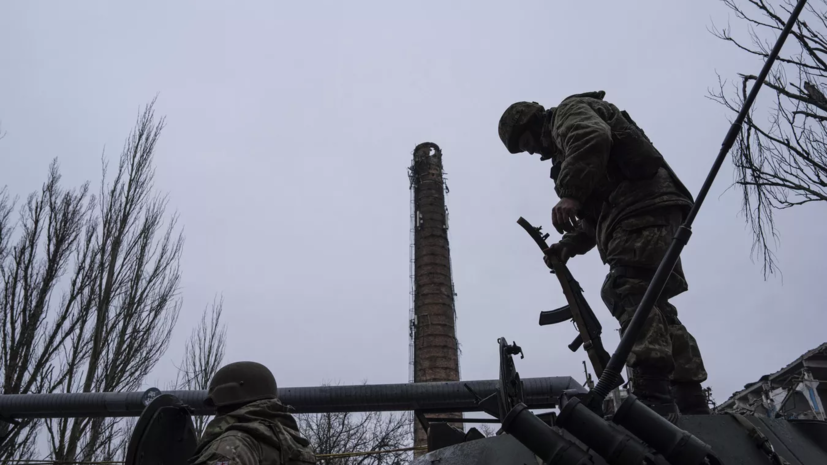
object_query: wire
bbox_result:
[315,446,426,459]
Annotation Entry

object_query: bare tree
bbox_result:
[176,295,227,437]
[709,0,827,277]
[474,424,497,438]
[0,164,96,461]
[296,389,413,465]
[40,98,184,462]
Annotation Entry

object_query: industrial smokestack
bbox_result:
[408,142,462,455]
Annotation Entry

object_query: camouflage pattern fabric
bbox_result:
[190,399,316,465]
[532,91,707,383]
[541,93,694,256]
[498,101,545,154]
[599,207,708,383]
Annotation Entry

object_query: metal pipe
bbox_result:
[0,376,584,419]
[592,0,810,401]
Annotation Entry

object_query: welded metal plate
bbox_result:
[412,415,827,465]
[412,434,540,465]
[125,393,197,465]
[678,415,827,465]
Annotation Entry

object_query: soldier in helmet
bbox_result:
[498,91,710,415]
[190,361,317,465]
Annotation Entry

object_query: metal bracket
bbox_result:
[464,383,501,419]
[414,410,430,433]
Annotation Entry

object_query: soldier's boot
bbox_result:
[672,382,711,415]
[630,374,679,416]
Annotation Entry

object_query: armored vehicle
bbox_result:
[1,1,823,463]
[0,330,825,464]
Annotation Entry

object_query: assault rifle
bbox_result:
[516,217,615,380]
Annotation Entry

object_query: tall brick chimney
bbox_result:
[407,142,462,456]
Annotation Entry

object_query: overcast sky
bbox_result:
[1,0,825,411]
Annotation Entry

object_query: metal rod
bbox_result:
[592,0,810,400]
[0,377,585,419]
[424,417,503,424]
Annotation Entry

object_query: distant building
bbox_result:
[716,343,827,421]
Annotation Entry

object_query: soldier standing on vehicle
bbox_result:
[498,91,711,415]
[190,361,317,465]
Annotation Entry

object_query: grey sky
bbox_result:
[1,0,824,410]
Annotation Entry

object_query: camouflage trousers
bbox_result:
[599,207,708,383]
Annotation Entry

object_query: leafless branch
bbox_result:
[175,295,227,437]
[32,98,185,462]
[710,0,827,277]
[0,161,95,460]
[0,98,231,462]
[297,383,413,465]
[475,424,497,438]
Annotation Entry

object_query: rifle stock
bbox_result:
[517,217,615,380]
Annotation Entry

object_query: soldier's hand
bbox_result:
[543,242,574,268]
[552,198,581,234]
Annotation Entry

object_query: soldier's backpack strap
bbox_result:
[726,412,791,465]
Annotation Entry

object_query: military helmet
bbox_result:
[498,101,545,153]
[205,361,278,408]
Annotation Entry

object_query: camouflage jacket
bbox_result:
[190,399,316,465]
[540,91,694,262]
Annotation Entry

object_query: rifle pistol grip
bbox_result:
[569,334,583,352]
